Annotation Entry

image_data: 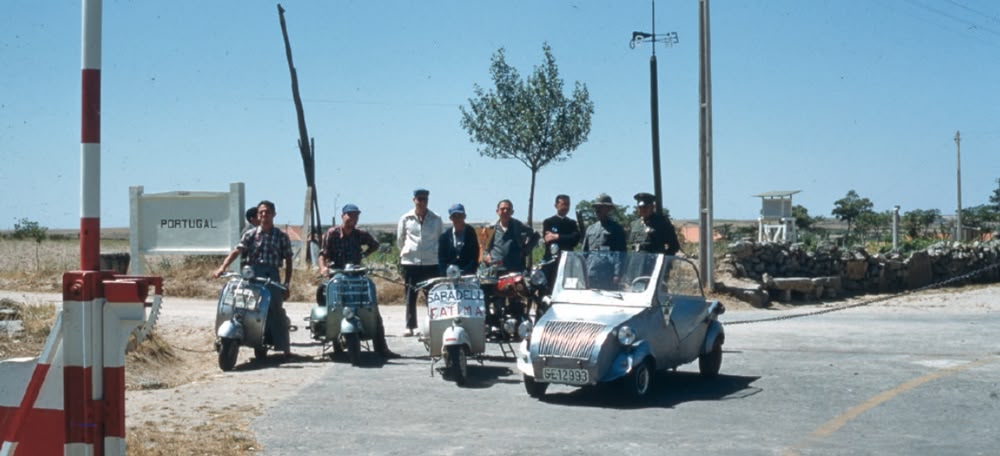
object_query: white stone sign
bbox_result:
[129,182,244,274]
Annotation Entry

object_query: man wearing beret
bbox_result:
[629,192,680,256]
[318,204,399,358]
[396,188,443,336]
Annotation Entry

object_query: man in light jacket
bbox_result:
[396,188,442,336]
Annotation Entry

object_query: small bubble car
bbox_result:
[516,251,725,400]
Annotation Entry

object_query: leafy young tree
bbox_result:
[13,218,48,271]
[460,43,594,227]
[831,190,874,241]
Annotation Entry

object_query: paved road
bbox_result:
[251,287,1000,456]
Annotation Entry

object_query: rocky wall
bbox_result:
[715,240,1000,307]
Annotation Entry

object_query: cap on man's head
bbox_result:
[342,203,361,215]
[634,192,656,207]
[448,203,466,216]
[413,188,430,198]
[592,193,615,207]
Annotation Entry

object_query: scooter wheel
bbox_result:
[446,345,468,386]
[218,338,239,372]
[344,333,361,366]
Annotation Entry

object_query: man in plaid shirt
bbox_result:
[317,204,399,359]
[214,200,294,357]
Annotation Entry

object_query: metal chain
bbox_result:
[725,261,1000,326]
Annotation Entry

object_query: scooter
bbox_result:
[417,265,487,386]
[307,264,379,366]
[215,266,289,371]
[477,262,534,359]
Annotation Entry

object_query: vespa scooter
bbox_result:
[215,266,288,371]
[417,265,487,386]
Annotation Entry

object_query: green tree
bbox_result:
[13,218,48,270]
[791,204,817,231]
[460,42,594,227]
[902,209,940,238]
[574,199,639,229]
[831,190,874,242]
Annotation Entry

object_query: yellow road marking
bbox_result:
[781,356,997,456]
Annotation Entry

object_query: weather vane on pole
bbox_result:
[629,0,678,216]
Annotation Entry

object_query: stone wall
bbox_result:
[715,240,1000,307]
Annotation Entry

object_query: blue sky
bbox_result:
[3,0,999,230]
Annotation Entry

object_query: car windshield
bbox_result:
[558,251,662,294]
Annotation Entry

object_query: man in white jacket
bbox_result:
[396,188,442,336]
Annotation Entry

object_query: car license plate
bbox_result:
[542,367,589,385]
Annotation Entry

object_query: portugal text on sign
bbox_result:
[160,218,219,229]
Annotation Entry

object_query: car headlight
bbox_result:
[529,269,547,287]
[617,326,636,346]
[240,265,254,279]
[446,264,461,280]
[517,319,533,339]
[343,306,356,320]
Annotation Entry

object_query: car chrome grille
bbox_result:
[537,321,605,359]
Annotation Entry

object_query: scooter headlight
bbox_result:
[617,326,636,346]
[503,318,518,336]
[343,306,355,320]
[240,265,254,279]
[529,269,547,287]
[446,264,461,280]
[517,319,533,339]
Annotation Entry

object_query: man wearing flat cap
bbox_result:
[397,188,442,336]
[629,192,680,256]
[438,203,480,275]
[318,204,399,358]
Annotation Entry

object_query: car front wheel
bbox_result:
[524,375,548,398]
[624,359,653,400]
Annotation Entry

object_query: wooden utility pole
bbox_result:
[277,4,323,266]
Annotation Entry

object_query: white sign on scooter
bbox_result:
[427,284,486,320]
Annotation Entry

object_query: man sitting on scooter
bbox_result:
[317,204,400,359]
[213,200,294,358]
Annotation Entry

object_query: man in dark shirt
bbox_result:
[629,192,681,255]
[317,204,399,359]
[542,194,580,260]
[438,203,480,275]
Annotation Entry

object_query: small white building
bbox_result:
[754,190,800,243]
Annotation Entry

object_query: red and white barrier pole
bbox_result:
[64,1,105,455]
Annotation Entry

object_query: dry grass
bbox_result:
[0,298,57,359]
[0,237,407,455]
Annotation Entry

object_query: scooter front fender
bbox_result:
[217,319,244,341]
[442,323,469,348]
[341,316,363,335]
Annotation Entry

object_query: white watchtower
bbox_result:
[754,190,800,243]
